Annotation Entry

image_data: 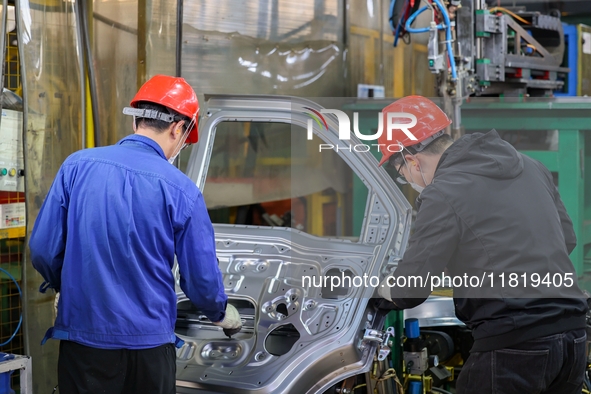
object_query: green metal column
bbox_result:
[352,113,376,236]
[353,175,368,237]
[557,130,585,274]
[585,135,591,267]
[385,310,404,379]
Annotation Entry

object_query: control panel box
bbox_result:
[0,109,24,192]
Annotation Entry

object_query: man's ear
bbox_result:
[404,154,417,168]
[170,121,182,139]
[173,121,186,137]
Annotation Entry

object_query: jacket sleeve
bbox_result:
[29,166,69,291]
[175,190,228,323]
[389,187,460,310]
[537,162,577,254]
[553,187,577,254]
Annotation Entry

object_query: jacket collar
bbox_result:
[118,134,167,160]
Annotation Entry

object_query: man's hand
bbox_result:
[377,276,394,302]
[213,303,242,338]
[376,276,404,311]
[376,275,397,310]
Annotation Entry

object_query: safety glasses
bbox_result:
[395,162,408,185]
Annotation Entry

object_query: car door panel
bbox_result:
[176,95,411,393]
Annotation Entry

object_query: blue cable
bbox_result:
[403,0,458,81]
[432,0,457,80]
[0,267,23,347]
[389,0,397,32]
[405,6,444,33]
[393,0,407,47]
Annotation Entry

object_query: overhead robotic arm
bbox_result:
[390,0,567,137]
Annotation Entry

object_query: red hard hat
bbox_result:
[378,96,451,166]
[130,75,200,144]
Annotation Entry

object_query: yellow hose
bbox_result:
[489,7,531,25]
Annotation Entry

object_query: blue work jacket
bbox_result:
[29,134,227,349]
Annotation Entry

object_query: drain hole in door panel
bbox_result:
[265,324,300,356]
[175,298,255,339]
[276,303,288,316]
[321,268,353,299]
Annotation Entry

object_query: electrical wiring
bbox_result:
[390,0,458,81]
[0,267,23,347]
[432,388,454,394]
[405,5,444,33]
[524,43,538,55]
[393,0,410,47]
[432,0,457,81]
[389,0,398,32]
[489,7,531,25]
[418,0,437,23]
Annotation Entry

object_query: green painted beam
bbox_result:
[461,115,590,131]
[519,151,559,172]
[386,310,404,379]
[584,221,591,246]
[556,130,585,275]
[353,174,368,237]
[343,99,591,112]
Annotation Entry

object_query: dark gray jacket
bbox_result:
[389,130,587,352]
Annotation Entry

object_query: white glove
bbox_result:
[213,303,242,337]
[54,292,60,316]
[377,276,394,302]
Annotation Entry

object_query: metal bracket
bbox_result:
[428,23,445,73]
[360,326,395,361]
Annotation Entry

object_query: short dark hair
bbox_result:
[390,133,454,169]
[134,101,191,133]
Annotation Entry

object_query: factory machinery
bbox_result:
[391,0,569,136]
[363,1,584,393]
[171,2,589,392]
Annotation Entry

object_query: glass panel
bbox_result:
[204,121,363,239]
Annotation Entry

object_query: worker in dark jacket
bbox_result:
[29,75,241,394]
[376,95,587,394]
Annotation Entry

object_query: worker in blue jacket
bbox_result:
[29,75,241,394]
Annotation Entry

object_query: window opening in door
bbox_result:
[203,122,368,241]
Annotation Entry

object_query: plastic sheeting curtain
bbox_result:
[93,0,139,146]
[92,0,181,146]
[180,0,346,97]
[16,0,82,392]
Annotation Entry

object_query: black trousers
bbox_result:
[57,340,176,394]
[456,329,587,394]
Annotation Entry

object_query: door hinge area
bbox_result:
[360,326,395,361]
